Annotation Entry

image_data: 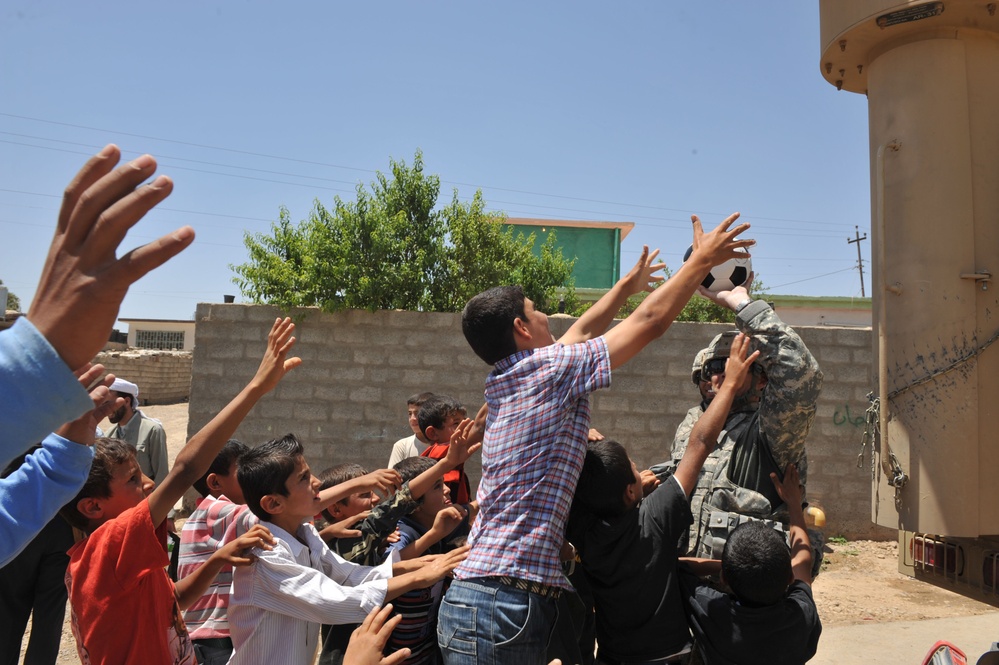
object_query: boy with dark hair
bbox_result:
[679,463,821,665]
[438,217,753,664]
[228,433,468,665]
[388,392,436,467]
[567,334,759,665]
[61,317,299,665]
[386,455,476,665]
[417,395,471,504]
[178,438,251,665]
[316,425,478,665]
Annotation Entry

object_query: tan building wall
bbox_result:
[94,349,193,404]
[188,303,891,540]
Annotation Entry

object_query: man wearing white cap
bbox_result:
[105,378,169,486]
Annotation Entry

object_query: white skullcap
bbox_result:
[109,378,139,409]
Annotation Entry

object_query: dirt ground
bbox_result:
[27,402,997,663]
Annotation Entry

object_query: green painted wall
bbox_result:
[505,224,621,289]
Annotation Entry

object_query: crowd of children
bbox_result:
[2,146,822,665]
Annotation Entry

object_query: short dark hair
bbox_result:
[193,439,249,498]
[392,455,436,506]
[722,521,792,606]
[572,439,635,520]
[317,463,369,522]
[417,395,466,438]
[407,392,435,407]
[60,438,136,531]
[462,285,526,365]
[237,434,304,521]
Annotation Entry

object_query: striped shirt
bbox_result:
[228,521,393,665]
[177,495,256,639]
[456,337,611,589]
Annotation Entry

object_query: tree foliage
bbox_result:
[0,279,19,312]
[232,152,576,314]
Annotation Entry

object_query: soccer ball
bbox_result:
[683,245,752,292]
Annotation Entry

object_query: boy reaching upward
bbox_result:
[438,215,753,664]
[61,317,301,665]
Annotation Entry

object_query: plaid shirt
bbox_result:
[456,337,611,589]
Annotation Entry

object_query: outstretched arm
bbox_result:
[28,146,194,371]
[770,464,813,585]
[148,317,301,526]
[175,524,275,609]
[604,214,754,370]
[559,246,666,345]
[408,418,481,500]
[673,334,759,495]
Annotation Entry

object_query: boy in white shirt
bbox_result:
[228,434,466,665]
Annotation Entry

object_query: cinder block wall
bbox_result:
[189,304,892,540]
[94,350,193,404]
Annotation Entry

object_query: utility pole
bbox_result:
[847,225,867,297]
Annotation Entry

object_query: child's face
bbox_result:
[337,489,379,519]
[214,461,246,505]
[102,456,155,521]
[417,477,452,519]
[281,455,322,522]
[431,412,466,444]
[408,404,422,437]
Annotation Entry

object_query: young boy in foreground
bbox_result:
[568,334,759,665]
[438,216,753,664]
[227,433,468,665]
[678,464,821,665]
[61,317,300,665]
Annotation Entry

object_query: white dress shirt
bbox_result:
[227,521,393,665]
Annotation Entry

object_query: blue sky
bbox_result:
[0,2,871,326]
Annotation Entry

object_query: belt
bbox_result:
[487,575,563,600]
[597,654,685,665]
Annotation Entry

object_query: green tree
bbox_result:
[1,279,19,312]
[232,151,576,314]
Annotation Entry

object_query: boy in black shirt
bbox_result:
[568,333,759,664]
[678,463,821,665]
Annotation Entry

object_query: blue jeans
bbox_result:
[437,578,558,665]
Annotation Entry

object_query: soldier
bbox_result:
[651,279,823,565]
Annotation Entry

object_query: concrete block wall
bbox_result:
[189,303,894,540]
[94,350,193,404]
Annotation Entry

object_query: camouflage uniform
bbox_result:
[651,300,822,560]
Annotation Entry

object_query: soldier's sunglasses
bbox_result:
[702,358,727,379]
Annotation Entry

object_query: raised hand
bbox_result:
[689,213,754,269]
[445,418,481,467]
[28,146,195,370]
[697,271,754,310]
[770,463,804,510]
[55,364,125,446]
[720,333,761,389]
[359,469,402,497]
[620,245,667,296]
[431,505,467,538]
[251,317,303,393]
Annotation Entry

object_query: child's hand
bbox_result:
[383,527,401,546]
[639,469,661,496]
[320,512,367,541]
[770,463,804,511]
[218,524,275,566]
[445,419,481,467]
[55,364,125,446]
[587,428,605,442]
[343,603,410,665]
[251,317,303,393]
[415,545,469,587]
[620,245,667,296]
[689,212,754,271]
[431,505,467,537]
[360,469,402,497]
[721,333,761,389]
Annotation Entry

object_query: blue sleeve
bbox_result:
[0,432,94,566]
[0,318,93,468]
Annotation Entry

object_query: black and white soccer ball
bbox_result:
[683,245,752,292]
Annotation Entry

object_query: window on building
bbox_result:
[135,330,185,350]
